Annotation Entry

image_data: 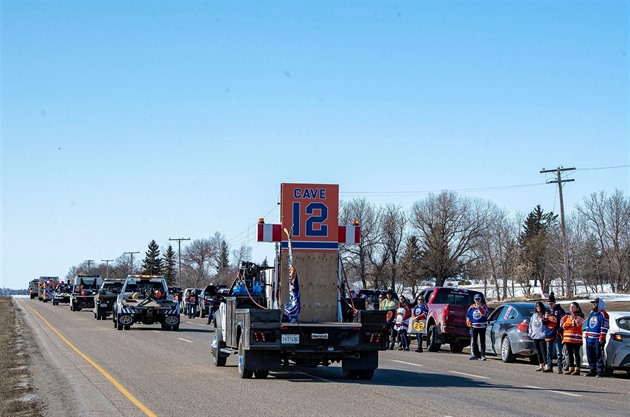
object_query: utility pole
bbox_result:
[84,260,94,274]
[101,259,114,278]
[540,166,575,298]
[123,251,140,275]
[169,237,190,288]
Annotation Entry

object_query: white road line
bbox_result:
[525,385,582,397]
[449,371,489,379]
[297,372,335,383]
[178,337,193,343]
[391,360,424,367]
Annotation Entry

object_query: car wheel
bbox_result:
[427,325,442,352]
[501,337,516,363]
[238,333,253,379]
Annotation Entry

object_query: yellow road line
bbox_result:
[23,301,158,417]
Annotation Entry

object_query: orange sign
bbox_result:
[280,183,339,251]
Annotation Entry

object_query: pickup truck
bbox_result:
[93,279,124,320]
[416,287,486,353]
[113,275,180,331]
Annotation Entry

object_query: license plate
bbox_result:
[282,334,299,344]
[100,303,108,307]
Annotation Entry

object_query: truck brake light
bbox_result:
[443,305,450,321]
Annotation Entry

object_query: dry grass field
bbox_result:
[0,297,41,417]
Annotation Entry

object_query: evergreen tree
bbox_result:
[142,240,163,276]
[518,205,557,292]
[162,245,177,287]
[217,240,230,273]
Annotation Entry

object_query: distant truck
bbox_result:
[211,183,388,380]
[93,279,124,320]
[70,275,103,311]
[38,276,59,302]
[414,287,486,353]
[112,275,180,331]
[28,279,39,299]
[53,282,72,305]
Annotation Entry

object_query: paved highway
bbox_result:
[17,298,629,417]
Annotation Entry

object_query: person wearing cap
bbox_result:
[381,290,400,350]
[584,297,609,377]
[545,292,566,374]
[466,293,489,360]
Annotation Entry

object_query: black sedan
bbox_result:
[485,302,540,363]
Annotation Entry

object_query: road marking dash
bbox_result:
[525,385,582,397]
[178,337,193,343]
[391,360,424,367]
[449,371,489,379]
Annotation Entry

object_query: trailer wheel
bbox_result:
[238,333,253,379]
[254,370,269,379]
[212,333,227,367]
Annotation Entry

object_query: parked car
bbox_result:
[419,287,486,353]
[565,311,630,375]
[484,302,539,363]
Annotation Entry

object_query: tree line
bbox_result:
[65,188,629,300]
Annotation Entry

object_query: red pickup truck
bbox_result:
[417,287,486,353]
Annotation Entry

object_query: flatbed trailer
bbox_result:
[211,183,388,380]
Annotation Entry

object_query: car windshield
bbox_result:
[125,282,165,294]
[432,290,479,306]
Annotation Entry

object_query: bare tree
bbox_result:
[411,190,492,287]
[380,204,407,289]
[340,198,381,288]
[576,189,630,292]
[471,206,519,301]
[182,238,216,288]
[399,235,424,296]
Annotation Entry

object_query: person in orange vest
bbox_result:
[584,298,609,377]
[560,302,585,376]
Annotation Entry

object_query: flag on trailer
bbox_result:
[283,228,301,323]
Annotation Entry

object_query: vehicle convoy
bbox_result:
[38,276,59,302]
[28,279,39,299]
[211,183,388,380]
[112,275,180,331]
[70,275,103,311]
[53,282,72,305]
[413,287,486,353]
[93,279,124,320]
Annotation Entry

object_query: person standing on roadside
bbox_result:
[381,290,400,350]
[530,301,548,371]
[466,293,489,361]
[560,302,585,376]
[545,292,566,374]
[187,290,198,319]
[584,298,609,378]
[411,294,429,352]
[394,296,412,351]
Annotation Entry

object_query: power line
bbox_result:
[576,164,629,171]
[341,182,546,197]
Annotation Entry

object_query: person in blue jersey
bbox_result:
[283,264,300,323]
[584,298,609,378]
[411,294,429,352]
[466,293,489,361]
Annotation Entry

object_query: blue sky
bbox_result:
[2,1,628,289]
